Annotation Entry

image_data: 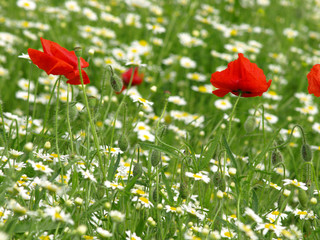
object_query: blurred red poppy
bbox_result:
[117,67,144,93]
[307,64,320,97]
[210,53,272,97]
[28,37,90,85]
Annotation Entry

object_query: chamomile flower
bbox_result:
[214,99,232,110]
[168,96,187,106]
[27,160,53,175]
[97,228,112,238]
[244,207,263,223]
[44,206,74,225]
[79,169,97,183]
[220,227,236,239]
[110,210,125,222]
[186,72,206,82]
[132,96,153,107]
[293,209,315,220]
[134,122,151,132]
[283,179,308,190]
[65,1,80,12]
[180,57,196,69]
[104,180,124,190]
[236,221,258,240]
[255,222,284,237]
[17,78,35,91]
[132,196,154,208]
[185,171,210,183]
[165,205,182,213]
[265,210,288,223]
[191,84,214,93]
[125,231,142,240]
[137,130,155,142]
[17,0,36,10]
[283,28,298,39]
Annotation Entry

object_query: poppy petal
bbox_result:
[65,70,90,85]
[212,88,231,97]
[210,53,271,97]
[307,64,320,97]
[40,37,89,69]
[28,48,74,75]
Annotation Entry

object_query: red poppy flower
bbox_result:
[27,37,90,85]
[122,68,143,86]
[210,53,272,97]
[116,67,144,93]
[307,64,320,97]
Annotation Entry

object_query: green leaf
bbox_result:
[13,220,60,233]
[161,171,173,204]
[124,175,139,194]
[252,190,259,213]
[107,153,121,181]
[199,134,220,170]
[139,141,179,158]
[222,135,238,173]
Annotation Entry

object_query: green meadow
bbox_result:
[1,0,320,239]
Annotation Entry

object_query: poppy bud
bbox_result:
[110,74,123,93]
[118,134,129,152]
[298,188,308,209]
[88,97,98,109]
[74,47,83,57]
[179,182,189,199]
[152,188,162,202]
[150,150,161,167]
[244,116,256,133]
[301,144,312,162]
[133,162,142,178]
[156,124,167,139]
[271,149,283,165]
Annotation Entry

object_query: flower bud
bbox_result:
[301,144,312,162]
[75,197,84,205]
[271,149,283,165]
[104,202,111,209]
[24,142,33,152]
[118,134,129,152]
[77,225,87,235]
[74,47,82,57]
[44,141,51,150]
[298,189,308,209]
[156,124,167,139]
[216,190,224,199]
[152,188,162,202]
[179,182,189,199]
[150,150,161,167]
[244,116,256,133]
[110,74,123,93]
[133,163,142,178]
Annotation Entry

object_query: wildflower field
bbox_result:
[2,0,320,239]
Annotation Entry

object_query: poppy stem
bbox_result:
[66,84,74,154]
[77,56,105,181]
[55,76,64,180]
[227,93,242,142]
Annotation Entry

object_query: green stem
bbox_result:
[77,56,105,180]
[0,99,8,156]
[40,77,59,136]
[66,84,74,154]
[55,77,64,183]
[270,124,307,150]
[227,94,242,142]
